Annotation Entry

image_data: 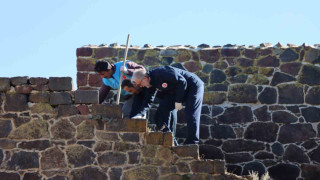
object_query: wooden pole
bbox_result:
[116,34,130,105]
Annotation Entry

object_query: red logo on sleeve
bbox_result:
[122,75,127,79]
[162,83,168,88]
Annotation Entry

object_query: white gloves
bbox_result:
[175,102,183,110]
[120,66,128,74]
[131,114,146,119]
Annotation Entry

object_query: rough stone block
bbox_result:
[50,92,72,105]
[268,163,300,180]
[77,72,88,87]
[183,61,202,72]
[77,58,96,71]
[91,104,122,118]
[49,77,73,91]
[104,119,147,133]
[199,144,224,160]
[4,93,28,112]
[75,90,98,104]
[41,147,67,170]
[203,92,226,104]
[228,84,257,103]
[172,145,199,159]
[10,76,28,86]
[301,164,320,180]
[9,120,50,140]
[0,78,10,92]
[30,103,55,114]
[29,92,50,103]
[76,47,93,57]
[14,85,33,94]
[6,151,39,170]
[217,106,253,124]
[57,105,79,117]
[94,47,117,58]
[298,65,320,85]
[66,145,95,167]
[29,77,48,85]
[145,132,173,146]
[0,120,12,138]
[31,84,49,91]
[88,74,102,87]
[0,172,20,179]
[190,160,225,174]
[18,140,51,151]
[98,152,127,166]
[278,84,304,104]
[76,105,89,115]
[51,119,76,140]
[257,55,280,67]
[199,49,220,63]
[278,123,316,143]
[0,139,17,149]
[244,122,279,142]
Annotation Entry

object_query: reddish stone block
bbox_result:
[221,48,240,57]
[94,48,117,58]
[76,47,93,57]
[77,72,88,87]
[192,51,200,61]
[15,85,33,94]
[260,48,273,56]
[243,49,258,59]
[75,90,99,104]
[29,92,50,103]
[257,55,280,67]
[32,85,49,91]
[77,58,96,71]
[29,77,48,85]
[199,49,220,63]
[88,74,102,87]
[183,61,202,72]
[49,77,73,91]
[145,132,173,147]
[77,105,89,115]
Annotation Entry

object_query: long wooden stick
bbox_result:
[116,34,130,105]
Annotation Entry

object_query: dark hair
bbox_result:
[121,79,134,89]
[94,60,112,72]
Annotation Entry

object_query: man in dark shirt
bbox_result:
[131,66,204,144]
[121,79,178,145]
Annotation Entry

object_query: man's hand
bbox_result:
[175,102,183,110]
[120,66,128,74]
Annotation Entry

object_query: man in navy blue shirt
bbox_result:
[131,66,204,144]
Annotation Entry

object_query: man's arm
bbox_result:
[125,61,145,75]
[99,83,111,104]
[131,88,157,117]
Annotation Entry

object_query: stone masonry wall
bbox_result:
[0,77,244,180]
[76,43,320,179]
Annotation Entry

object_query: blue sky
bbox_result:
[0,0,319,88]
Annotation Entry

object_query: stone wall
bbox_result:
[0,77,244,179]
[76,43,320,179]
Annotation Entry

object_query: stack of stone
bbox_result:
[0,76,245,180]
